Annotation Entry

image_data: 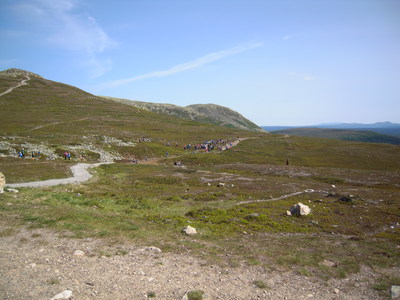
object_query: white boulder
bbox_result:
[289,202,311,216]
[182,225,197,235]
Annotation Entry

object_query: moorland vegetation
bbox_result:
[0,69,399,298]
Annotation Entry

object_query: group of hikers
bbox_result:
[181,138,236,152]
[18,148,41,159]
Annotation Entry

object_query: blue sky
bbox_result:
[1,0,399,126]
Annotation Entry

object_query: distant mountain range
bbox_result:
[262,122,400,145]
[263,122,400,136]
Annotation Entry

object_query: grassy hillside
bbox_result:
[1,69,399,295]
[272,127,400,145]
[0,69,249,165]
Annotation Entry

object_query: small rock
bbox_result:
[6,188,19,193]
[0,172,5,193]
[319,259,336,267]
[182,225,197,235]
[207,183,211,186]
[392,285,400,299]
[339,196,353,203]
[73,250,85,257]
[50,290,73,300]
[217,183,225,187]
[333,288,340,294]
[144,246,162,253]
[286,210,292,216]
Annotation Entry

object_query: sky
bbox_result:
[1,0,399,126]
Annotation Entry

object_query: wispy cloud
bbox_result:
[11,0,115,77]
[102,42,263,89]
[0,58,19,66]
[283,35,292,40]
[289,72,317,81]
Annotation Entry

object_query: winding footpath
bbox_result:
[6,163,107,188]
[0,73,30,97]
[5,138,247,188]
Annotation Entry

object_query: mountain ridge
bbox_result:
[101,96,265,133]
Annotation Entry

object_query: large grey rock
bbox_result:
[0,172,5,193]
[289,202,311,216]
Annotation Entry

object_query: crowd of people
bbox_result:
[182,138,236,152]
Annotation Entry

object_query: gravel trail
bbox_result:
[6,163,107,188]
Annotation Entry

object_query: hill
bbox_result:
[102,97,265,133]
[271,127,400,145]
[1,68,400,299]
[0,68,251,162]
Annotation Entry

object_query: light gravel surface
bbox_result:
[0,227,389,300]
[6,163,107,188]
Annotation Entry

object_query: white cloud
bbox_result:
[11,0,115,77]
[102,42,263,88]
[283,35,292,40]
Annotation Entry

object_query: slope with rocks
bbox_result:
[102,97,265,133]
[0,68,253,164]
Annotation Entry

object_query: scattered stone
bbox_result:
[6,188,19,193]
[182,225,197,235]
[207,183,211,186]
[392,285,400,299]
[289,203,311,216]
[309,220,319,225]
[50,290,73,300]
[339,196,353,203]
[245,213,260,220]
[286,210,292,216]
[333,288,340,294]
[73,250,85,257]
[144,246,162,253]
[217,183,225,187]
[0,172,5,193]
[319,259,336,267]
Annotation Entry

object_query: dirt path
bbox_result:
[0,73,30,97]
[6,163,108,188]
[236,189,331,205]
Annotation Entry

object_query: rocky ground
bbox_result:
[0,226,392,300]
